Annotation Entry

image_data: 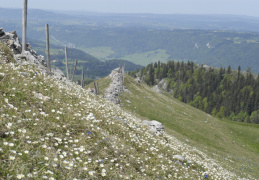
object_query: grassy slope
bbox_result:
[116,75,259,178]
[0,43,240,180]
[0,42,257,179]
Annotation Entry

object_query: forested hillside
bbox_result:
[132,61,259,124]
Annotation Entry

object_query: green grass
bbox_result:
[117,75,259,178]
[120,49,170,66]
[0,42,15,63]
[81,46,115,60]
[86,76,112,96]
[80,46,170,66]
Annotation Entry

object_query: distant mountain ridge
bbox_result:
[1,7,259,31]
[2,7,259,73]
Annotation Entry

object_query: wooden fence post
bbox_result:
[97,81,99,95]
[71,59,77,82]
[65,47,69,79]
[81,68,84,88]
[122,63,125,91]
[45,24,51,71]
[22,0,28,53]
[94,82,97,95]
[94,81,99,95]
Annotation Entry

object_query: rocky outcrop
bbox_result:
[0,28,46,67]
[0,28,73,86]
[104,67,125,104]
[142,120,165,135]
[0,28,5,37]
[152,85,161,93]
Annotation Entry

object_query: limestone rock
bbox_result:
[173,155,192,165]
[143,120,164,134]
[34,92,51,102]
[135,77,141,83]
[113,116,128,124]
[53,69,65,80]
[158,79,167,91]
[0,28,5,37]
[20,72,30,77]
[125,100,131,104]
[0,31,22,54]
[0,29,46,68]
[104,67,125,104]
[152,85,161,93]
[173,155,185,162]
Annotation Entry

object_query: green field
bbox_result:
[82,47,170,66]
[82,46,115,60]
[120,49,170,66]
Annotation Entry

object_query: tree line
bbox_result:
[130,61,259,124]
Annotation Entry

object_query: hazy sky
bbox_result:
[1,0,259,17]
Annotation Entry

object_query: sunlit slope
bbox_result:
[1,43,246,179]
[119,75,259,178]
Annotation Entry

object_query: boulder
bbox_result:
[53,69,65,80]
[173,155,192,164]
[20,72,30,77]
[113,116,128,124]
[152,85,161,93]
[34,92,50,102]
[173,155,185,162]
[158,79,167,91]
[143,120,164,134]
[135,77,141,83]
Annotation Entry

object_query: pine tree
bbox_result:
[149,63,155,86]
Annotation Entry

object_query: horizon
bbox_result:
[1,7,259,19]
[0,0,259,17]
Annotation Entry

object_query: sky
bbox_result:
[1,0,259,17]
